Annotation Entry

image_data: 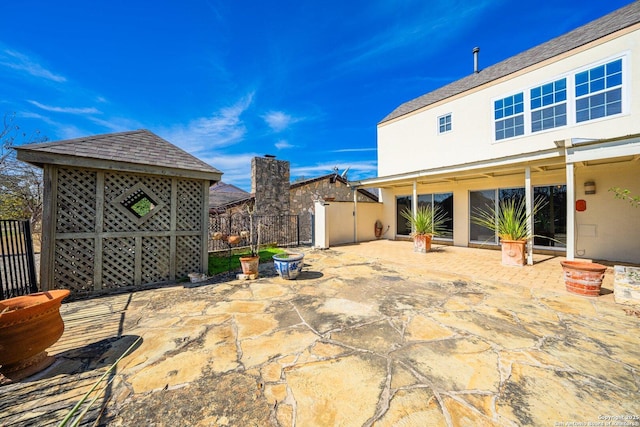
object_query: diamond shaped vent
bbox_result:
[114,182,165,225]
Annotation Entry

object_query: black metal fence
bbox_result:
[1,219,38,299]
[209,214,300,252]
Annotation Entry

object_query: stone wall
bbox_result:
[252,156,290,215]
[290,176,377,244]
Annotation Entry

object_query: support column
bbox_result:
[566,162,575,260]
[353,187,358,243]
[412,181,418,233]
[525,167,533,265]
[314,200,330,249]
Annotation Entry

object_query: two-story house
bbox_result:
[351,2,640,264]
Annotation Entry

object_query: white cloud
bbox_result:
[262,111,298,132]
[197,151,260,191]
[338,1,496,69]
[291,159,377,180]
[162,93,254,153]
[28,100,101,115]
[87,116,144,133]
[275,139,294,149]
[1,49,66,82]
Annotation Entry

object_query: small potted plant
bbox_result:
[239,208,262,278]
[471,197,545,266]
[400,204,449,253]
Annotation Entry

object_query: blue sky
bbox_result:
[1,0,632,191]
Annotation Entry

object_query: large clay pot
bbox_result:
[413,234,433,253]
[273,253,304,280]
[0,289,70,383]
[561,261,607,297]
[501,239,526,266]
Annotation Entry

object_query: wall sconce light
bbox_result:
[584,181,596,195]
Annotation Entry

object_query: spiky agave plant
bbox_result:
[471,197,546,241]
[400,204,449,236]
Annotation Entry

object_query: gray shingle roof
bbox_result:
[209,182,251,208]
[16,129,222,179]
[380,2,640,124]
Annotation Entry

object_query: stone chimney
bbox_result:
[251,155,290,215]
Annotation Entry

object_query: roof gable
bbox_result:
[16,129,222,181]
[380,2,640,124]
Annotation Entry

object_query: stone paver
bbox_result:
[1,241,639,426]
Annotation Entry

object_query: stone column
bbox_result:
[251,156,290,215]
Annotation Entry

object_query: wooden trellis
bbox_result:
[16,130,222,298]
[43,166,209,296]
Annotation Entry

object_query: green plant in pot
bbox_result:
[239,207,262,278]
[400,204,449,253]
[471,197,546,266]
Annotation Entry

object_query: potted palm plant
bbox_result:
[400,204,449,253]
[471,197,545,266]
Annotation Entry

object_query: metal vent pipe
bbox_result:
[473,47,480,73]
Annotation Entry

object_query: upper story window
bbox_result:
[575,58,622,122]
[494,93,524,140]
[438,113,452,133]
[531,78,567,132]
[491,55,626,142]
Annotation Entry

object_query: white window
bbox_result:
[531,78,567,132]
[494,93,524,140]
[438,114,452,133]
[575,58,622,122]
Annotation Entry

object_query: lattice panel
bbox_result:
[176,235,201,278]
[102,237,136,289]
[103,172,172,232]
[54,238,95,294]
[176,179,203,231]
[56,168,97,233]
[141,236,171,284]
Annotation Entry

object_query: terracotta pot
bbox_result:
[374,221,383,239]
[273,253,305,280]
[501,239,526,266]
[239,255,259,277]
[227,235,241,245]
[0,289,70,382]
[413,234,432,253]
[561,261,607,297]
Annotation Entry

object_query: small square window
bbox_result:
[438,114,452,134]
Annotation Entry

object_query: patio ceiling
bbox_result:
[350,133,640,190]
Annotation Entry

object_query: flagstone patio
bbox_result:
[2,241,639,426]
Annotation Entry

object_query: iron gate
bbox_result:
[0,219,38,299]
[209,214,299,252]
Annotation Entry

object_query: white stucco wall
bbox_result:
[378,29,640,177]
[573,161,640,263]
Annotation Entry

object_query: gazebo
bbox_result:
[16,129,222,297]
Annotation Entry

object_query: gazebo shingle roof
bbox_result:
[16,129,222,180]
[380,2,640,124]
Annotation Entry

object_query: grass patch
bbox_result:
[208,247,286,276]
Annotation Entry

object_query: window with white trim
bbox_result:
[438,113,452,133]
[494,93,524,140]
[491,55,626,142]
[575,58,622,122]
[531,78,567,132]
